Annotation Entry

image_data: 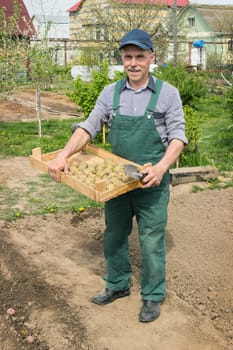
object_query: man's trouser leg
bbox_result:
[104,192,133,291]
[132,187,170,301]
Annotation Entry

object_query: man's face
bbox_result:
[120,45,155,88]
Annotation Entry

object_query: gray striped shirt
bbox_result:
[77,75,188,148]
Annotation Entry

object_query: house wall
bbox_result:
[69,0,109,43]
[177,7,233,66]
[178,8,217,42]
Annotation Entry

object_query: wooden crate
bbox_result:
[30,144,148,202]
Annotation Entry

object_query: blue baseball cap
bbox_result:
[119,29,154,51]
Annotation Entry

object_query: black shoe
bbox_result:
[91,288,130,305]
[139,300,164,323]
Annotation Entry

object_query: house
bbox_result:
[0,0,35,37]
[32,15,69,39]
[67,0,189,64]
[177,4,233,68]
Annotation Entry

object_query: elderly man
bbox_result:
[48,29,187,323]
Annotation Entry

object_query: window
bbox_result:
[188,17,195,27]
[83,24,107,41]
[103,26,109,40]
[96,27,101,41]
[228,40,233,51]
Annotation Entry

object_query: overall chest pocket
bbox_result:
[151,111,166,120]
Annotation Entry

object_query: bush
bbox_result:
[179,105,204,167]
[154,63,207,107]
[225,85,233,117]
[68,61,112,117]
[183,105,203,153]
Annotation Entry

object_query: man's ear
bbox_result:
[151,52,156,63]
[119,51,123,64]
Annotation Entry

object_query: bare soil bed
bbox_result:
[0,91,232,350]
[0,90,80,122]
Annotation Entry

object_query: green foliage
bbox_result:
[68,61,112,117]
[78,47,103,66]
[195,95,233,171]
[154,63,207,107]
[183,106,203,153]
[0,2,58,94]
[0,2,30,92]
[113,69,126,81]
[53,64,73,80]
[225,85,233,115]
[192,177,233,193]
[28,43,57,86]
[178,106,204,167]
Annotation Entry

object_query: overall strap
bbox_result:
[146,78,163,113]
[113,78,163,113]
[113,79,124,111]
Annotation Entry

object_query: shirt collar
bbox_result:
[120,75,156,93]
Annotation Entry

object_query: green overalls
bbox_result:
[104,78,170,301]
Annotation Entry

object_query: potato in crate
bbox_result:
[30,144,148,202]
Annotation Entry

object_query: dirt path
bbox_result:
[0,157,232,350]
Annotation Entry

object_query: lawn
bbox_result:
[196,95,233,171]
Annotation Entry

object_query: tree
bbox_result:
[27,22,57,137]
[0,1,57,137]
[0,1,31,92]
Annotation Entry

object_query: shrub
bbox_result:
[178,105,204,167]
[225,85,233,117]
[154,63,207,107]
[183,105,203,153]
[68,61,112,117]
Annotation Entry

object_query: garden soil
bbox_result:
[0,91,232,350]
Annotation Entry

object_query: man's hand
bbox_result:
[140,163,166,188]
[47,127,91,182]
[140,139,184,188]
[48,156,69,182]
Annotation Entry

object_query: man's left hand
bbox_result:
[140,164,166,188]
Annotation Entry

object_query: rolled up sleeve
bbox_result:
[77,85,114,139]
[158,83,188,146]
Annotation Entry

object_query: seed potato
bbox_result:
[69,159,132,190]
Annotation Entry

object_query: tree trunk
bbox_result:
[35,83,42,137]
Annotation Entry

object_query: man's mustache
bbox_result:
[127,67,141,72]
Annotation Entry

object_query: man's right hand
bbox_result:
[47,127,91,182]
[48,156,69,182]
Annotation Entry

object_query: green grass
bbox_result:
[0,119,80,157]
[25,173,103,215]
[196,96,233,171]
[0,173,103,221]
[0,117,104,221]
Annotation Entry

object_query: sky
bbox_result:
[23,0,77,38]
[23,0,76,18]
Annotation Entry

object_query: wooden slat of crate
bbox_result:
[30,145,145,202]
